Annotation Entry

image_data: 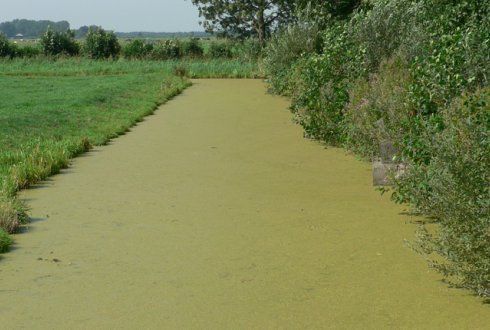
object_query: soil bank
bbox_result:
[0,80,488,328]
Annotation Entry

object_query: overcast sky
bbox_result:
[0,0,203,32]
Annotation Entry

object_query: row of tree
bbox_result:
[0,19,69,38]
[0,19,104,39]
[0,19,207,40]
[1,27,261,61]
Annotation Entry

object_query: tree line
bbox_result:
[0,19,208,40]
[0,19,68,38]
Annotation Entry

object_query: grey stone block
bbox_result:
[373,160,406,186]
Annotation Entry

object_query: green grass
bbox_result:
[0,228,13,253]
[0,58,259,247]
[0,58,262,78]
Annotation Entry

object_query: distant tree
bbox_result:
[0,22,16,37]
[84,27,121,59]
[0,19,70,38]
[74,25,100,38]
[75,26,89,38]
[190,0,297,46]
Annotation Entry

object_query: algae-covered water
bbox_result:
[0,80,488,328]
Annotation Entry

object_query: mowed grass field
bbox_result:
[0,58,261,78]
[0,58,260,250]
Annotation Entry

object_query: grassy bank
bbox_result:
[0,58,262,78]
[0,58,260,253]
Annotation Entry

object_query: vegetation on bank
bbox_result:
[263,0,489,298]
[0,58,259,253]
[0,27,262,62]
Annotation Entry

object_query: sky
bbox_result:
[0,0,203,32]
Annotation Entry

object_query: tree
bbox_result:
[190,1,362,45]
[0,33,14,58]
[84,27,121,59]
[40,29,80,56]
[190,0,295,46]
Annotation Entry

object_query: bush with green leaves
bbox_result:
[344,56,413,158]
[122,39,154,59]
[207,40,233,59]
[15,44,42,58]
[182,38,204,57]
[40,29,80,56]
[150,39,182,60]
[349,0,426,71]
[288,21,364,145]
[84,27,121,59]
[263,16,322,95]
[395,88,489,297]
[235,39,263,61]
[0,33,15,58]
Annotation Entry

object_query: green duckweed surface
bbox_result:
[0,80,488,328]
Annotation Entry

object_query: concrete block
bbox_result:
[373,160,406,186]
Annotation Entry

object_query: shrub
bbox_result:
[15,44,42,58]
[396,88,490,297]
[289,21,364,145]
[84,27,121,59]
[0,228,12,253]
[207,40,233,59]
[344,55,413,158]
[40,29,80,56]
[0,33,15,58]
[122,39,154,59]
[150,39,182,60]
[264,18,322,95]
[236,39,263,61]
[182,38,203,57]
[349,0,426,71]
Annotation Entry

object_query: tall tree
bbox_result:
[190,0,294,45]
[190,1,362,45]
